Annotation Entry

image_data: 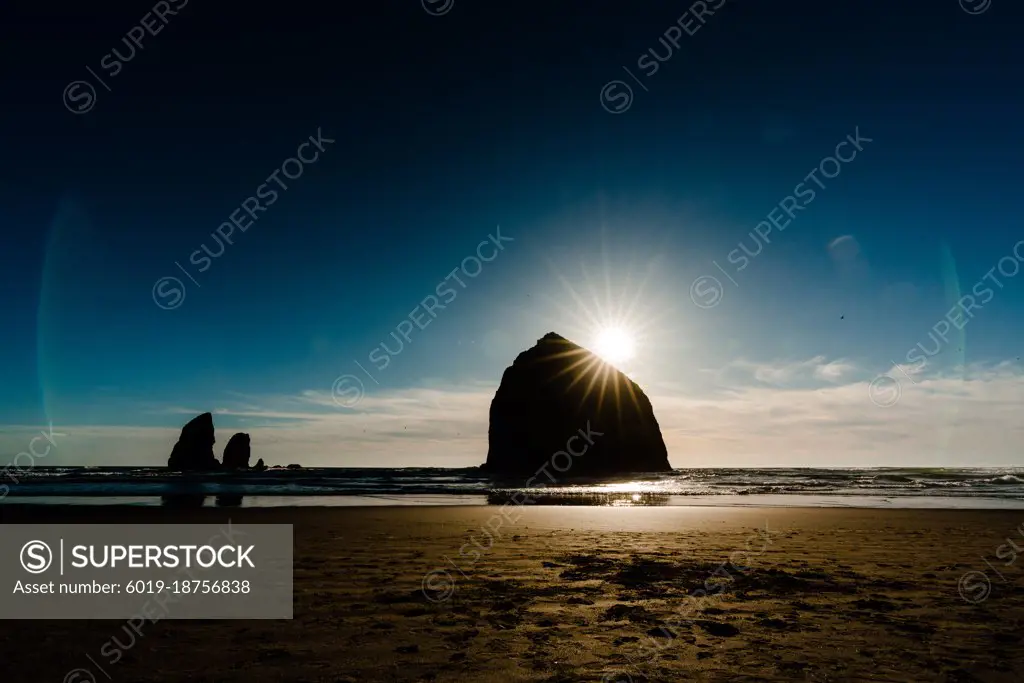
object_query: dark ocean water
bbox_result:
[2,467,1024,508]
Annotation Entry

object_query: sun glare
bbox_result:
[593,327,635,364]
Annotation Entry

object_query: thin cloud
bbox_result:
[813,360,857,382]
[652,360,1024,466]
[722,356,858,386]
[2,361,1023,468]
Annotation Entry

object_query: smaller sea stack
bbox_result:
[222,433,251,469]
[167,412,220,471]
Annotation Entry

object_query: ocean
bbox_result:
[2,466,1023,508]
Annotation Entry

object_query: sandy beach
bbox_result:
[2,504,1023,682]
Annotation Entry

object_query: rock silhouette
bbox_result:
[483,332,670,476]
[167,413,220,471]
[253,458,267,472]
[222,433,251,469]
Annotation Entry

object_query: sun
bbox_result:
[593,327,635,364]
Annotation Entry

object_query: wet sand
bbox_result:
[1,505,1023,682]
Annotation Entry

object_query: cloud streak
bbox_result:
[3,360,1023,468]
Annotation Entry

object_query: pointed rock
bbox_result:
[483,332,670,476]
[167,413,220,471]
[222,432,251,469]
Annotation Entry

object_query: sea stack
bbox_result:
[222,433,251,469]
[167,412,220,471]
[483,332,671,476]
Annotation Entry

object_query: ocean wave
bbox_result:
[3,466,1023,500]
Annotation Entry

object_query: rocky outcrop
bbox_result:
[482,332,671,476]
[222,433,251,469]
[167,413,220,471]
[253,458,267,472]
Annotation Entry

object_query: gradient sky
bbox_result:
[2,0,1023,468]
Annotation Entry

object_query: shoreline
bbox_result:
[5,466,1022,513]
[3,493,1024,509]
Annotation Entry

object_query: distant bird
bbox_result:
[840,315,844,320]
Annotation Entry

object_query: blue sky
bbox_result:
[1,0,1023,467]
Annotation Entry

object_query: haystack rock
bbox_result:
[167,412,220,471]
[222,433,251,469]
[483,332,671,476]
